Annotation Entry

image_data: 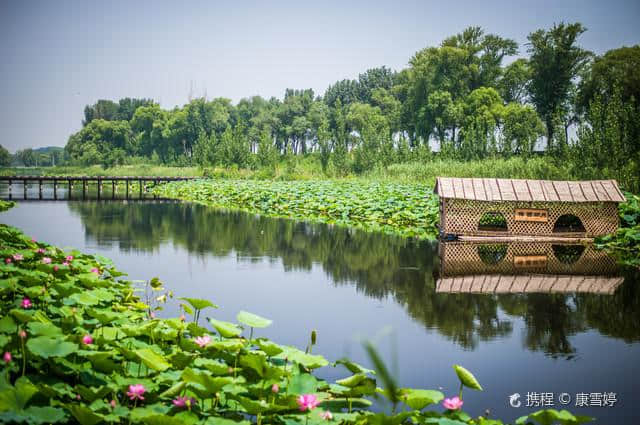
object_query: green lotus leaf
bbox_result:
[276,346,329,369]
[135,348,171,371]
[237,310,272,328]
[209,339,245,352]
[203,417,251,425]
[27,321,62,337]
[335,358,375,375]
[255,338,284,356]
[0,316,16,333]
[0,377,38,411]
[10,308,34,323]
[399,388,444,410]
[208,318,242,338]
[69,291,100,306]
[336,373,369,388]
[27,336,77,358]
[288,373,319,395]
[194,358,231,375]
[178,297,218,311]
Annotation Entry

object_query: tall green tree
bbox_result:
[499,58,531,103]
[526,22,591,149]
[501,103,545,156]
[0,145,11,166]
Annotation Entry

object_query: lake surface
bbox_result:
[1,195,639,423]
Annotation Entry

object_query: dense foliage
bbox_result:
[153,180,439,240]
[0,202,592,424]
[49,24,639,191]
[596,193,640,268]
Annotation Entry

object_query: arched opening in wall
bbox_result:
[552,244,586,264]
[478,212,508,232]
[477,244,508,265]
[553,214,586,233]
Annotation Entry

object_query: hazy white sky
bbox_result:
[1,0,639,152]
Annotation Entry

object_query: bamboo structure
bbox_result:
[434,177,625,239]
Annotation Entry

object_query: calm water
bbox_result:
[1,195,639,423]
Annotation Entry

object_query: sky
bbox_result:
[1,0,639,153]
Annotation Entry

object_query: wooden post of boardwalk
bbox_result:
[111,180,115,200]
[139,179,143,198]
[125,179,129,199]
[23,179,27,200]
[38,179,43,200]
[82,179,87,199]
[97,178,101,200]
[68,179,72,200]
[53,179,57,200]
[7,179,11,200]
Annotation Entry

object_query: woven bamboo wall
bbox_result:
[441,199,619,237]
[439,241,619,276]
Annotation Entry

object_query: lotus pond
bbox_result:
[1,197,640,424]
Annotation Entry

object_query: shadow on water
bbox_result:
[64,201,640,358]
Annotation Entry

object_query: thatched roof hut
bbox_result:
[434,177,625,239]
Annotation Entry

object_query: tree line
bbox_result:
[5,22,637,189]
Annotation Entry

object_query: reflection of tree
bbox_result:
[68,202,640,356]
[577,267,640,343]
[515,294,585,358]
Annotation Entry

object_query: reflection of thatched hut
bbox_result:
[436,275,623,295]
[434,178,625,239]
[436,241,623,294]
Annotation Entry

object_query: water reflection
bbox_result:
[65,201,640,358]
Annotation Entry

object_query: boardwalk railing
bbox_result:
[0,176,196,200]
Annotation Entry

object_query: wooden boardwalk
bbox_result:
[0,176,195,200]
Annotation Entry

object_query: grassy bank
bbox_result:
[0,165,203,178]
[0,201,580,424]
[0,156,605,187]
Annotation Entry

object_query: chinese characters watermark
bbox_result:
[508,392,617,408]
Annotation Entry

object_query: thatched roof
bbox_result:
[434,177,625,203]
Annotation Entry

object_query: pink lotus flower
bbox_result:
[4,258,11,264]
[21,298,32,309]
[19,330,27,339]
[179,314,186,321]
[76,394,81,400]
[297,394,320,412]
[42,257,52,264]
[31,238,37,243]
[90,267,99,274]
[149,312,156,319]
[82,334,93,345]
[110,399,117,408]
[12,254,23,261]
[126,384,146,401]
[172,396,196,408]
[194,335,211,348]
[62,262,69,266]
[442,396,463,410]
[271,383,279,393]
[36,248,45,254]
[53,265,59,272]
[66,255,74,262]
[3,352,11,363]
[320,411,333,420]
